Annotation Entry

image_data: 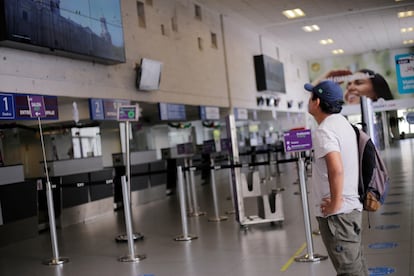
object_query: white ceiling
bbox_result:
[199,0,414,60]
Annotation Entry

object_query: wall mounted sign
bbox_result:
[159,103,186,121]
[0,93,15,120]
[13,94,58,120]
[200,106,220,120]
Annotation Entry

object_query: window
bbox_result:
[171,16,178,32]
[137,1,146,28]
[211,32,218,48]
[198,37,203,51]
[194,4,202,21]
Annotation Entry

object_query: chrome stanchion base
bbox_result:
[208,215,228,222]
[115,233,144,242]
[42,257,70,266]
[174,235,198,241]
[118,254,146,263]
[295,253,328,263]
[188,211,206,217]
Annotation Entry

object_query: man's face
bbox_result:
[307,93,317,116]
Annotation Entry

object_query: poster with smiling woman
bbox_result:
[307,47,414,149]
[307,47,414,105]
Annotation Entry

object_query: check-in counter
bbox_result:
[89,168,114,201]
[112,150,167,206]
[38,157,114,228]
[44,156,103,176]
[0,179,38,247]
[0,164,24,185]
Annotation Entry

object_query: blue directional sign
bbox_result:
[368,242,398,249]
[368,266,395,275]
[0,93,15,120]
[375,224,400,230]
[89,99,105,120]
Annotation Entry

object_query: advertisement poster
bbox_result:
[395,53,414,94]
[308,47,414,104]
[307,47,414,149]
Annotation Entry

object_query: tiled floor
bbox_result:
[0,139,412,276]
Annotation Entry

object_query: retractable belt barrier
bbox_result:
[179,157,299,172]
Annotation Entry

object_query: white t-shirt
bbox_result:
[311,114,362,217]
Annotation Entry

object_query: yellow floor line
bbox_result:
[280,242,307,272]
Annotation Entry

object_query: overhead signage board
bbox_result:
[14,94,58,120]
[103,99,131,120]
[89,99,105,120]
[0,93,15,120]
[159,103,186,121]
[200,106,220,120]
[283,129,312,152]
[89,98,131,120]
[234,108,248,120]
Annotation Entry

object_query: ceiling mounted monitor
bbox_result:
[136,58,163,91]
[0,0,126,64]
[254,54,286,93]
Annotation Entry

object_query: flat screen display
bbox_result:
[136,58,162,91]
[0,0,125,64]
[254,54,286,93]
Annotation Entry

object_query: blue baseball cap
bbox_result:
[304,80,344,105]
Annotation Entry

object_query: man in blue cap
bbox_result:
[305,80,368,276]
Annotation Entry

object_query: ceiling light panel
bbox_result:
[403,39,414,44]
[319,39,334,45]
[302,25,320,32]
[398,11,414,18]
[282,8,305,19]
[401,27,414,33]
[332,49,344,55]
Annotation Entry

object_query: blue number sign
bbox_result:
[0,93,15,120]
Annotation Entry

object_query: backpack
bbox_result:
[351,125,390,211]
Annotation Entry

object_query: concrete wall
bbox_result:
[0,0,311,176]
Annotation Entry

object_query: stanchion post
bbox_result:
[295,154,327,262]
[188,159,206,217]
[174,166,198,241]
[208,158,228,222]
[38,117,69,266]
[183,158,194,215]
[116,121,143,242]
[225,158,236,214]
[118,176,146,262]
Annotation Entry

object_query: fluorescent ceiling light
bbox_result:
[403,39,414,44]
[282,8,305,19]
[320,39,334,45]
[332,49,344,55]
[302,25,320,32]
[401,27,414,33]
[398,11,414,18]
